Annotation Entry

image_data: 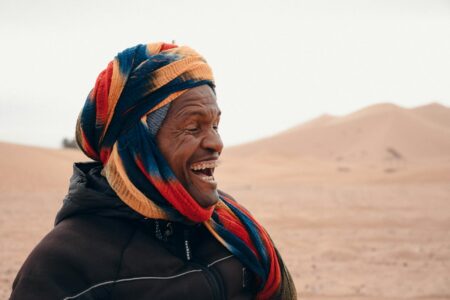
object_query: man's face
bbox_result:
[156,85,223,208]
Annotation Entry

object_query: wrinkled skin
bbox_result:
[156,85,223,208]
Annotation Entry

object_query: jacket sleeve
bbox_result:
[10,215,130,300]
[10,226,87,299]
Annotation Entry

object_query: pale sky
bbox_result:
[1,0,449,148]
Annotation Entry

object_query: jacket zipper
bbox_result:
[188,262,226,300]
[184,229,226,300]
[149,221,226,299]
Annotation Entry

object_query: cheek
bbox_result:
[164,136,198,170]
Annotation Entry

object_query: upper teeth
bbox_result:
[191,160,219,171]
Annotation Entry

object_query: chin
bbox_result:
[195,191,220,208]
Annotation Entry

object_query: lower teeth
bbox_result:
[201,176,214,182]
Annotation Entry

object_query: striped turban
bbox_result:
[76,43,296,299]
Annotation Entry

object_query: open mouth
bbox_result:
[190,160,219,184]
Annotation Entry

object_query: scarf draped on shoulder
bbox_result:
[76,42,296,299]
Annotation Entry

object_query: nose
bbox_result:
[202,129,223,155]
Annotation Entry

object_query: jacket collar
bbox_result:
[55,162,143,225]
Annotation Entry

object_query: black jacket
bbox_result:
[11,162,256,300]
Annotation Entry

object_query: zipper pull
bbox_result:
[154,220,163,241]
[184,229,192,261]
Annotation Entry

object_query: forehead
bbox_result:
[169,85,220,117]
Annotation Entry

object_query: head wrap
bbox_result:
[76,42,296,299]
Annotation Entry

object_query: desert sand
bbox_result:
[1,102,450,299]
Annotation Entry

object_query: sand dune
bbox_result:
[218,103,450,185]
[1,102,450,299]
[225,102,450,162]
[412,102,450,130]
[0,142,85,192]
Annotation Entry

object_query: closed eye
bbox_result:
[185,126,199,133]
